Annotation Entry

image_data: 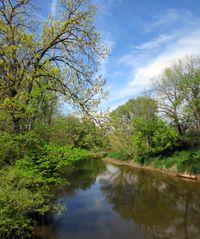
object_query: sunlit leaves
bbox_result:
[0,0,107,132]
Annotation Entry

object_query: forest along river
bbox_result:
[35,158,200,239]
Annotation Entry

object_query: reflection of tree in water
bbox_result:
[100,164,200,239]
[39,159,107,232]
[55,158,107,196]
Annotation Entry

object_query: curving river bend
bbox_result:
[35,158,200,239]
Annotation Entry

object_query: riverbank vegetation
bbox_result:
[0,0,107,238]
[108,55,200,174]
[0,0,200,238]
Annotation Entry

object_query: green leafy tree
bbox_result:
[154,64,184,136]
[109,96,158,158]
[154,55,200,136]
[0,0,107,132]
[154,56,200,148]
[178,56,200,133]
[50,115,108,150]
[109,96,178,160]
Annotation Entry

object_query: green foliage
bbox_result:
[0,121,104,238]
[0,0,108,238]
[177,150,200,174]
[145,154,184,170]
[109,96,158,158]
[75,118,108,150]
[0,0,200,236]
[154,56,200,136]
[139,150,200,174]
[0,125,91,239]
[49,116,108,150]
[110,95,179,161]
[151,121,178,152]
[131,105,178,158]
[0,131,45,167]
[33,145,90,184]
[0,132,20,166]
[50,116,81,146]
[0,0,107,133]
[0,111,12,132]
[107,150,130,161]
[0,143,90,238]
[109,76,199,173]
[0,161,51,238]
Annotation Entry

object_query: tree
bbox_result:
[154,55,200,138]
[178,56,200,133]
[109,96,158,158]
[109,96,178,159]
[154,63,184,136]
[0,0,107,132]
[50,115,108,150]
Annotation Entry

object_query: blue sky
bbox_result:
[38,0,200,110]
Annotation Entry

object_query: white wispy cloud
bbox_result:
[51,0,57,17]
[113,30,200,101]
[119,33,179,68]
[146,9,193,32]
[102,10,200,109]
[133,34,177,51]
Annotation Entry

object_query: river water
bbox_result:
[35,158,200,239]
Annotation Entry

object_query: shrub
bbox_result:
[177,150,200,174]
[0,132,20,166]
[107,150,130,161]
[0,144,90,238]
[0,161,51,238]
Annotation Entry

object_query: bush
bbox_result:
[107,150,130,161]
[177,150,200,174]
[0,143,90,238]
[0,161,51,238]
[33,145,90,184]
[0,132,20,166]
[139,150,200,174]
[0,131,45,167]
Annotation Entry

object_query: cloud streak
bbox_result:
[133,34,177,51]
[51,0,57,17]
[114,30,200,101]
[101,9,200,109]
[146,9,193,32]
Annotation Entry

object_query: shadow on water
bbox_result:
[34,158,200,239]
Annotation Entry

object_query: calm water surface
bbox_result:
[35,159,200,239]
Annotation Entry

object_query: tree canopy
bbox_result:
[0,0,107,132]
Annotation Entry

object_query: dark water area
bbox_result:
[35,159,200,239]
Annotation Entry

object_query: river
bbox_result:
[35,158,200,239]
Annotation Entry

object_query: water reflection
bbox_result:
[35,159,200,239]
[100,165,200,239]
